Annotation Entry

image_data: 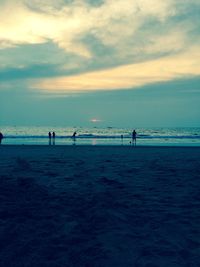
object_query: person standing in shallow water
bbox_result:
[48,132,52,145]
[72,131,77,145]
[132,129,137,146]
[0,132,3,144]
[52,132,55,145]
[72,131,77,138]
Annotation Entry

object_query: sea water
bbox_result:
[0,126,200,146]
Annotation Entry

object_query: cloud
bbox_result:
[0,0,188,59]
[0,0,199,92]
[0,64,62,81]
[32,46,200,92]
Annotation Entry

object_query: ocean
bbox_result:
[0,126,200,146]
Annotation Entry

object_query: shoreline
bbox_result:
[1,144,200,148]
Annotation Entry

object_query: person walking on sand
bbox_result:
[132,129,137,146]
[0,132,4,144]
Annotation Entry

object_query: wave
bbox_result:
[4,134,200,139]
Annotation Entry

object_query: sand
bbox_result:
[0,145,200,267]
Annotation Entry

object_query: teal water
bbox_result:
[0,126,200,146]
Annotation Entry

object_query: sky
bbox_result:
[0,0,200,127]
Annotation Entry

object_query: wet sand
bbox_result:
[0,145,200,266]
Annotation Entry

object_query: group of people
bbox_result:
[48,131,77,139]
[121,130,137,145]
[0,130,137,145]
[48,132,56,139]
[48,131,56,145]
[48,131,77,145]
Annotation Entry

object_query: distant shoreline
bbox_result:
[1,144,200,148]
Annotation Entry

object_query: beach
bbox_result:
[0,145,200,266]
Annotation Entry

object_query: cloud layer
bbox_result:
[0,0,175,55]
[32,46,200,91]
[0,0,200,92]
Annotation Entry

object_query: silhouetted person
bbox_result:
[72,131,77,138]
[0,132,3,144]
[72,131,77,145]
[52,132,55,145]
[48,132,52,145]
[132,130,137,146]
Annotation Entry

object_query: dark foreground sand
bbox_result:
[0,145,200,267]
